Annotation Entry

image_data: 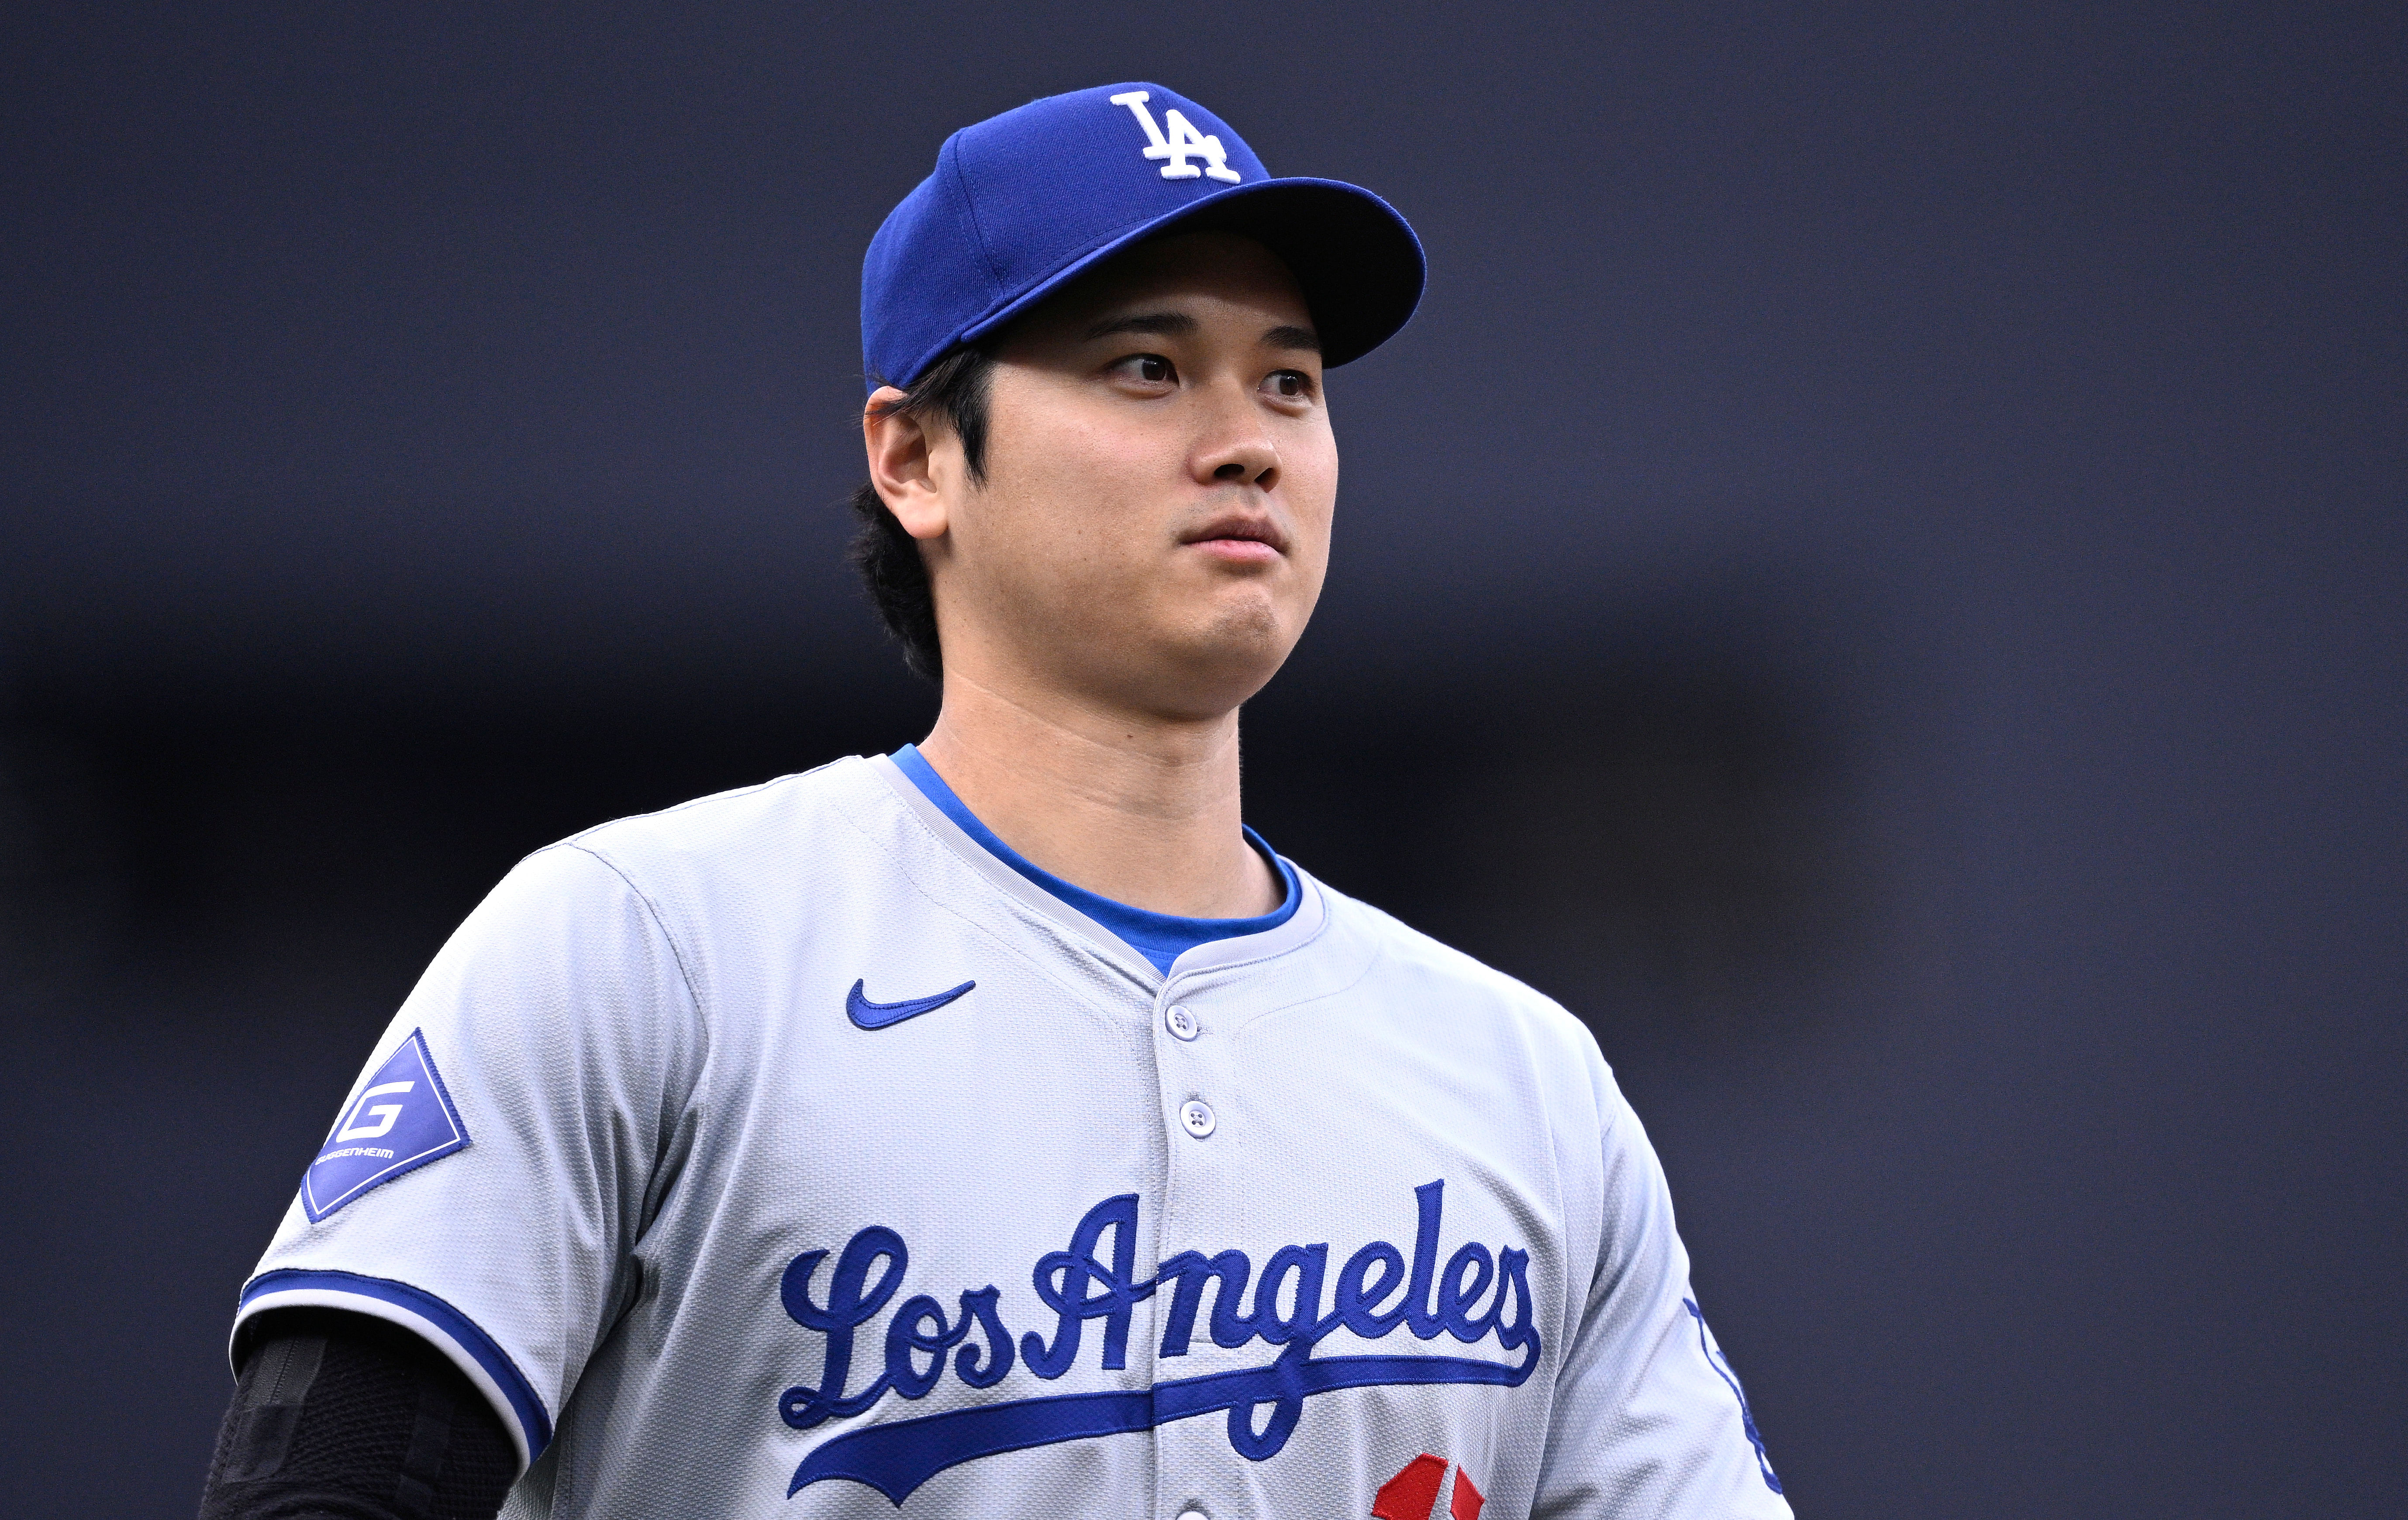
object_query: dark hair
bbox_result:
[847,344,996,682]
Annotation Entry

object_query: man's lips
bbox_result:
[1182,511,1289,559]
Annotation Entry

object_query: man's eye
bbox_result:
[1265,370,1311,399]
[1118,354,1175,384]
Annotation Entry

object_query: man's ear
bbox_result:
[864,387,949,541]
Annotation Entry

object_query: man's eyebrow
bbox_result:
[1083,310,1199,341]
[1262,324,1321,355]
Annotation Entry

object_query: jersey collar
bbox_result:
[865,751,1328,989]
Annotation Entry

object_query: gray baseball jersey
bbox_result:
[234,754,1791,1519]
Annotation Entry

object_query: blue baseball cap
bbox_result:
[862,83,1425,392]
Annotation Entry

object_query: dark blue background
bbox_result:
[3,3,2401,1514]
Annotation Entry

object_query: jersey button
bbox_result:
[1179,1100,1216,1138]
[1165,1004,1200,1041]
[1176,1510,1209,1520]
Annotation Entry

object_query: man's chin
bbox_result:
[1133,617,1301,717]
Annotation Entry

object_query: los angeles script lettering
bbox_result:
[776,1179,1539,1467]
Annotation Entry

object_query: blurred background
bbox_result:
[4,2,2401,1513]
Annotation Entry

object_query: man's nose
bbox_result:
[1192,383,1280,490]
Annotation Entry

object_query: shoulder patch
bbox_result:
[301,1029,470,1222]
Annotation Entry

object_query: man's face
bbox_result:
[922,231,1335,721]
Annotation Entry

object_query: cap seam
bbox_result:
[944,133,1008,296]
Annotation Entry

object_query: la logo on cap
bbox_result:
[1109,90,1242,183]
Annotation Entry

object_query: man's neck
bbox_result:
[912,670,1281,919]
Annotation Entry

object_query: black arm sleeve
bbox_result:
[198,1308,518,1520]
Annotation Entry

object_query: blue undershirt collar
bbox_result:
[890,744,1300,975]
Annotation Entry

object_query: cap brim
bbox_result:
[954,176,1425,370]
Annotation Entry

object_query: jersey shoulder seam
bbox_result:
[1327,888,1581,1013]
[1222,901,1388,1033]
[545,760,844,853]
[535,841,711,1048]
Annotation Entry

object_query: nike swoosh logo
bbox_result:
[846,978,976,1030]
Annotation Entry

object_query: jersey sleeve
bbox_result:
[231,842,705,1472]
[1530,1055,1794,1519]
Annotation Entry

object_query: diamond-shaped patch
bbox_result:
[301,1029,469,1221]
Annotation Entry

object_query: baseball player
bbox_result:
[200,83,1791,1520]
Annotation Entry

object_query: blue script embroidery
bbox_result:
[776,1180,1539,1502]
